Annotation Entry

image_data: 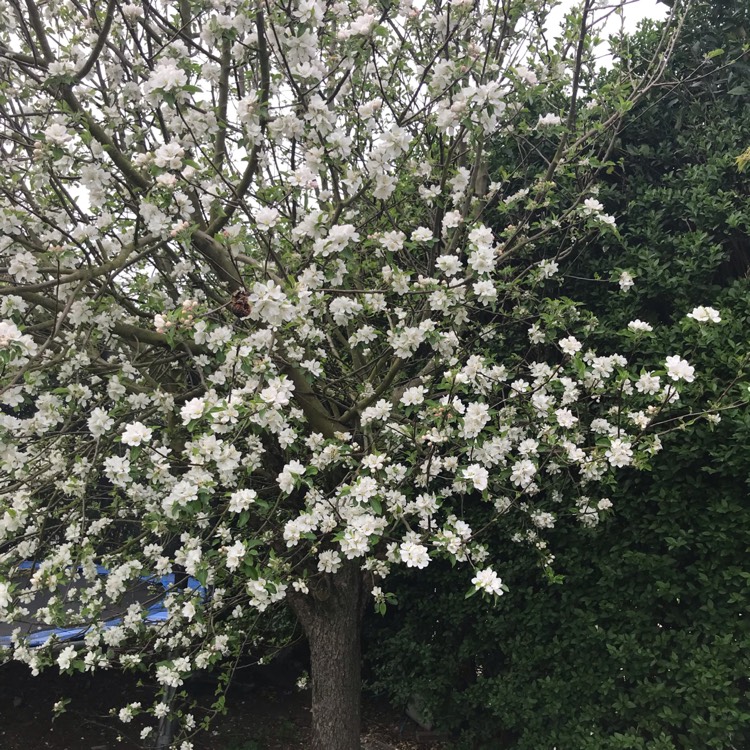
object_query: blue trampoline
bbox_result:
[0,562,203,649]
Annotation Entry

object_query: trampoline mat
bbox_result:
[0,573,170,645]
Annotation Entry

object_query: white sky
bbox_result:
[549,0,669,32]
[548,0,670,67]
[616,0,669,31]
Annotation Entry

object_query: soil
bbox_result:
[0,660,446,750]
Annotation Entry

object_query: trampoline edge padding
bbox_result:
[0,565,203,649]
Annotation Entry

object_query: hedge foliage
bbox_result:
[365,4,750,748]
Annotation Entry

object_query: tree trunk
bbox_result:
[289,560,365,750]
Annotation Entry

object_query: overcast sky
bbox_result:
[617,0,669,31]
[545,0,670,67]
[549,0,669,32]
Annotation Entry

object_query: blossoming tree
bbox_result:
[0,0,703,747]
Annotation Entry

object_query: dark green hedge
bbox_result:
[365,4,750,748]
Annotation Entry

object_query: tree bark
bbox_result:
[289,560,365,750]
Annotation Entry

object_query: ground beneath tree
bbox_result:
[0,661,446,750]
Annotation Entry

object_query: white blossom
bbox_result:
[635,371,661,394]
[154,143,185,169]
[399,541,430,569]
[57,646,77,671]
[255,206,280,231]
[144,61,187,95]
[181,397,206,424]
[618,271,635,292]
[436,255,463,276]
[400,386,425,406]
[318,550,342,574]
[463,464,489,491]
[510,459,536,488]
[687,306,721,323]
[228,489,257,512]
[471,568,504,596]
[665,355,695,383]
[558,336,582,356]
[605,438,633,468]
[628,320,653,332]
[537,113,562,127]
[121,422,153,447]
[0,582,10,610]
[411,227,434,242]
[44,123,72,145]
[278,461,305,493]
[0,320,37,356]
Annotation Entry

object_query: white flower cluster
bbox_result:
[582,197,616,227]
[687,306,721,323]
[0,320,38,364]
